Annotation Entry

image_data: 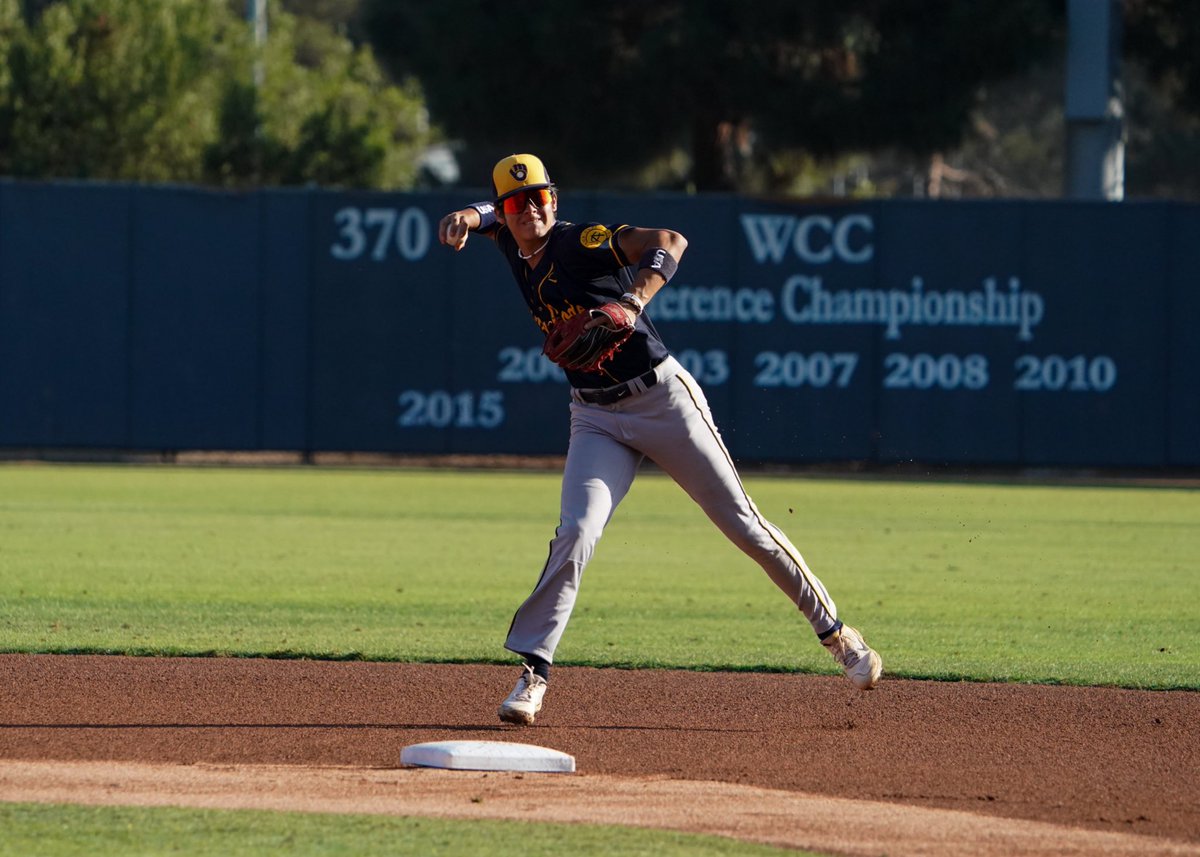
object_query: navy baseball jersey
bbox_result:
[489,220,671,389]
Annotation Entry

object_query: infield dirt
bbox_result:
[1,655,1198,856]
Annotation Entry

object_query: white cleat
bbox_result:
[822,624,883,690]
[498,665,548,725]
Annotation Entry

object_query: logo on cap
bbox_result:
[510,164,528,181]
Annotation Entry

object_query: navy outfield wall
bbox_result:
[0,178,1195,467]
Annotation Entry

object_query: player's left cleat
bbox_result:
[498,665,548,725]
[822,624,883,690]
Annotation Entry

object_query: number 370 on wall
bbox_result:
[331,207,431,262]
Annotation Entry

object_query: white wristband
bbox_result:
[619,292,645,314]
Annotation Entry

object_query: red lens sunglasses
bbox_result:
[500,187,553,215]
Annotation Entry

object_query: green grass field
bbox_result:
[2,461,1197,855]
[0,802,814,857]
[2,463,1196,687]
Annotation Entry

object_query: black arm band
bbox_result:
[637,247,678,283]
[467,201,497,232]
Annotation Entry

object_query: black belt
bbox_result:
[575,368,659,405]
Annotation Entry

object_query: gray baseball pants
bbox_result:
[505,356,840,663]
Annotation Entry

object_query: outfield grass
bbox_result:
[1,462,1196,689]
[0,802,819,857]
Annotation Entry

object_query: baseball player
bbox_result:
[438,154,882,726]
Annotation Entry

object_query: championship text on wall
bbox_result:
[0,181,1196,467]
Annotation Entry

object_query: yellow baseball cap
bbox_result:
[492,154,554,202]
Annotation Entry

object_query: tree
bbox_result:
[0,0,435,188]
[362,0,1061,192]
[203,3,433,188]
[1125,0,1200,114]
[1122,0,1200,198]
[0,0,237,181]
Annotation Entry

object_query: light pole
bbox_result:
[1064,0,1124,200]
[248,0,268,89]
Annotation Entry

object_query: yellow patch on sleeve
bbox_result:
[580,225,611,249]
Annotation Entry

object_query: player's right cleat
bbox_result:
[498,665,548,725]
[822,624,883,690]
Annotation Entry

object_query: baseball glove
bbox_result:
[543,303,635,372]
